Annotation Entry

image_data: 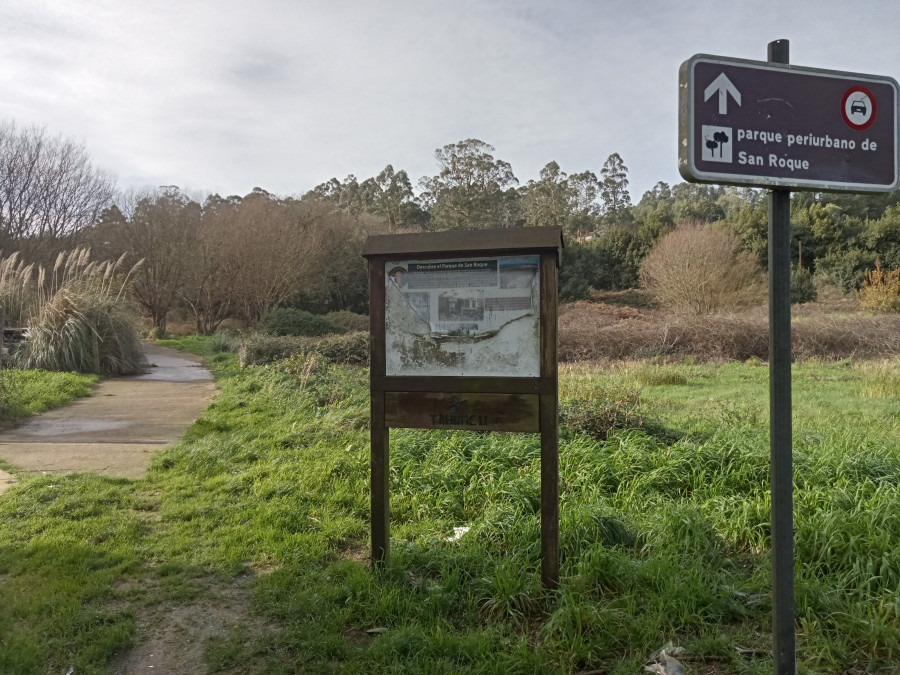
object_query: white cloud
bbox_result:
[2,0,900,201]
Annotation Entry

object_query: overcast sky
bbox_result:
[3,0,899,203]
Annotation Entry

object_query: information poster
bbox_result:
[384,255,541,376]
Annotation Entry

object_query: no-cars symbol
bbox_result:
[842,85,876,130]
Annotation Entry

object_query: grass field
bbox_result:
[1,338,899,673]
[0,368,97,431]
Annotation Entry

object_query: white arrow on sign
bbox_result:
[704,73,742,115]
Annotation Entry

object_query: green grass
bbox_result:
[155,335,230,359]
[0,475,142,673]
[1,343,900,673]
[0,369,98,430]
[857,360,900,399]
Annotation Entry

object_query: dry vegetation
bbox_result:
[0,247,146,375]
[558,295,900,363]
[640,222,764,315]
[857,258,900,313]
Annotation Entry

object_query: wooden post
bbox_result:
[369,259,389,566]
[539,251,559,589]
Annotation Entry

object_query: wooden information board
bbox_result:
[363,227,563,588]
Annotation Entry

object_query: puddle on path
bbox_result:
[12,418,131,437]
[135,353,213,383]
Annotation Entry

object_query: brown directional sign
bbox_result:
[680,54,900,191]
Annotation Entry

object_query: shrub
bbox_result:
[239,331,368,367]
[257,307,340,337]
[558,230,645,297]
[857,259,900,313]
[815,249,871,294]
[791,264,818,304]
[640,222,763,314]
[559,274,590,302]
[325,310,369,333]
[312,332,369,365]
[209,329,240,353]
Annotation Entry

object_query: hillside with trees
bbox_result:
[4,121,900,335]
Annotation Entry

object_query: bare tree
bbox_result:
[179,195,241,334]
[0,121,115,259]
[116,187,200,335]
[219,193,325,325]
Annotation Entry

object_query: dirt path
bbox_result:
[0,343,215,494]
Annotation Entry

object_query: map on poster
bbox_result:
[384,255,541,376]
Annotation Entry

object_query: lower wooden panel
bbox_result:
[384,392,540,433]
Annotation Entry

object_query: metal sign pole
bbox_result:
[767,38,796,675]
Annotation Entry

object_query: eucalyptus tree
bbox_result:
[521,162,603,239]
[308,165,424,231]
[418,139,520,230]
[521,161,571,230]
[371,164,418,231]
[599,152,632,226]
[567,170,602,238]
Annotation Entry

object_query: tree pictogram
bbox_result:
[713,131,730,158]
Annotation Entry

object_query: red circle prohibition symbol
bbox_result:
[841,85,877,130]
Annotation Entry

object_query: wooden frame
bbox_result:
[363,227,562,588]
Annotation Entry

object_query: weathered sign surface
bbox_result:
[384,392,540,432]
[680,54,900,191]
[384,254,540,377]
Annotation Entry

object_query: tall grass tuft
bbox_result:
[857,360,900,398]
[558,380,649,440]
[5,248,147,376]
[624,365,689,387]
[0,251,37,326]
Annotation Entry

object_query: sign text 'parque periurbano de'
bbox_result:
[680,54,900,191]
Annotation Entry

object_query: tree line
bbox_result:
[304,138,633,235]
[3,120,900,333]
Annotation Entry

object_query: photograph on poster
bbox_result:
[438,291,485,322]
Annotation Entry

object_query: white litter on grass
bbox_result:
[644,644,686,675]
[447,526,470,542]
